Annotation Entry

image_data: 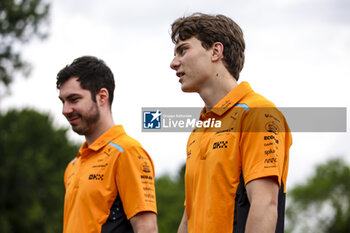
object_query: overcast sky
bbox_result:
[1,0,349,189]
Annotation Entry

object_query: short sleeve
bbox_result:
[240,107,291,188]
[116,145,157,219]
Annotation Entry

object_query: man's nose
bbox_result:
[170,56,180,70]
[62,103,73,116]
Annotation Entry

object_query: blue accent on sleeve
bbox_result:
[235,103,250,111]
[108,142,124,152]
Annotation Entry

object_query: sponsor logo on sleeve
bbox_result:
[141,175,153,180]
[265,121,279,135]
[264,148,276,156]
[264,113,281,123]
[138,155,149,160]
[264,135,279,144]
[264,142,274,147]
[144,194,155,199]
[264,157,277,164]
[141,162,151,173]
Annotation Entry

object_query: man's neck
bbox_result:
[85,116,115,146]
[199,72,238,112]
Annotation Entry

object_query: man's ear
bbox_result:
[96,88,109,106]
[211,42,224,62]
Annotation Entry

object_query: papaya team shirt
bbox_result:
[185,82,292,233]
[63,125,157,233]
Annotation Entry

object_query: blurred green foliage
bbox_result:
[156,164,185,233]
[0,0,50,92]
[286,158,350,233]
[0,109,78,233]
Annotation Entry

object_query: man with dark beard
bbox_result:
[57,56,158,233]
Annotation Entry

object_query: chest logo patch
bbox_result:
[88,174,104,181]
[213,141,228,149]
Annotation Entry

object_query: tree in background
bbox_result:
[0,0,50,94]
[286,158,350,233]
[156,164,186,233]
[0,109,79,233]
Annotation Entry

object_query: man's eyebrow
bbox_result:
[59,93,81,102]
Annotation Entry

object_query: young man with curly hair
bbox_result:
[170,13,292,233]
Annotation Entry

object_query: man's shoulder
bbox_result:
[238,91,288,124]
[242,91,276,108]
[109,133,144,152]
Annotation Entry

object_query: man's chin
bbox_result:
[181,85,196,93]
[72,125,86,135]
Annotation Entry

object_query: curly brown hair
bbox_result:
[171,13,245,80]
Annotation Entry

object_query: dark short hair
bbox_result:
[171,13,245,80]
[56,56,115,106]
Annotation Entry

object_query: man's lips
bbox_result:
[176,71,185,83]
[179,76,184,83]
[67,115,80,124]
[176,71,185,78]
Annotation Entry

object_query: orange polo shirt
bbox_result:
[185,82,292,233]
[63,125,157,233]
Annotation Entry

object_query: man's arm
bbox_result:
[130,211,158,233]
[177,208,188,233]
[245,177,279,233]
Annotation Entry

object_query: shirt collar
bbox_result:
[78,125,126,157]
[200,81,253,119]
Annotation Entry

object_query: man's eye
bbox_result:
[180,47,186,55]
[71,98,79,103]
